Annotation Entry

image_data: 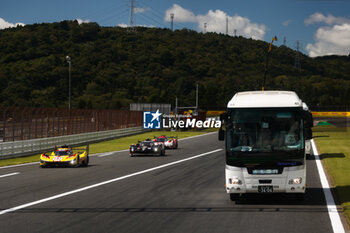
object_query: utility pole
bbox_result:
[170,13,174,31]
[226,16,228,35]
[128,0,135,32]
[234,29,237,37]
[204,23,207,33]
[283,36,286,46]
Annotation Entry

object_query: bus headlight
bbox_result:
[229,178,242,185]
[288,178,302,184]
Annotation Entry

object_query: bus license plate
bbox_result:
[258,186,273,193]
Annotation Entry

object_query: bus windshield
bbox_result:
[226,108,304,153]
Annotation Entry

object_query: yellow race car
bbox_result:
[40,145,89,168]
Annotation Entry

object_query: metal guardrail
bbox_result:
[0,127,145,159]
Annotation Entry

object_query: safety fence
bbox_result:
[311,112,350,117]
[206,110,350,118]
[0,127,145,159]
[0,107,142,142]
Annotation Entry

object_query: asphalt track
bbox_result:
[0,133,345,233]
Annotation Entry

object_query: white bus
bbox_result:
[219,91,313,202]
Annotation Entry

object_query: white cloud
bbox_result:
[305,13,350,26]
[0,17,24,30]
[164,4,266,40]
[306,23,350,57]
[164,4,198,23]
[118,23,128,28]
[305,13,350,57]
[134,7,150,14]
[282,20,291,26]
[76,18,90,24]
[117,23,155,28]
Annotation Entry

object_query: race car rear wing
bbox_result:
[53,144,89,155]
[73,145,89,155]
[154,135,178,139]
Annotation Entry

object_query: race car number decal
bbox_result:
[53,156,62,162]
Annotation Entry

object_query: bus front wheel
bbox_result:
[230,193,240,202]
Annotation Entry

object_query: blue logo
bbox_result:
[143,109,162,129]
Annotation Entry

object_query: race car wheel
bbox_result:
[40,165,46,168]
[75,156,80,168]
[130,153,134,157]
[155,149,162,157]
[82,155,89,167]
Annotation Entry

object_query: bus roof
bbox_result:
[227,91,303,108]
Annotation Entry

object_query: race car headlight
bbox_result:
[70,159,76,164]
[288,178,302,184]
[130,147,135,152]
[154,147,158,151]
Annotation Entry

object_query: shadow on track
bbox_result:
[3,187,347,215]
[7,206,336,214]
[234,187,330,205]
[306,153,345,160]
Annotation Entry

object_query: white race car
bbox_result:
[153,135,178,149]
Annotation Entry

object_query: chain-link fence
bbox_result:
[0,107,142,142]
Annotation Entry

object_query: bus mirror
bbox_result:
[218,128,225,141]
[301,111,313,128]
[220,112,227,121]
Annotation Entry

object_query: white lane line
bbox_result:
[97,150,128,157]
[178,132,217,141]
[0,172,20,178]
[0,162,39,170]
[311,139,345,233]
[0,148,222,216]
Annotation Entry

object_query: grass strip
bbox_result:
[313,125,350,225]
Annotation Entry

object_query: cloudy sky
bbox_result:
[1,0,349,57]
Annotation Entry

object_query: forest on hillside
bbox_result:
[0,20,349,110]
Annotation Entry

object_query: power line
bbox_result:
[98,9,129,25]
[137,12,167,28]
[138,1,180,29]
[81,1,128,22]
[138,2,165,21]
